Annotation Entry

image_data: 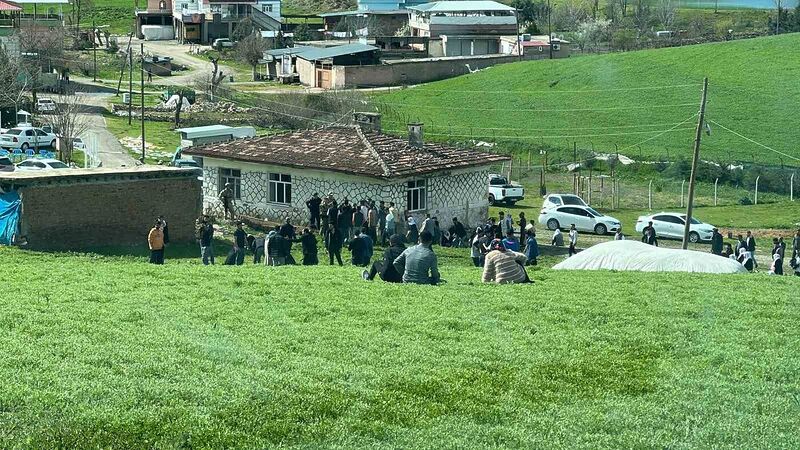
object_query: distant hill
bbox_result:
[375,34,800,166]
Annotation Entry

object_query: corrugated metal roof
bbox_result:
[296,43,379,62]
[0,0,22,11]
[175,125,233,139]
[319,9,407,17]
[263,45,313,58]
[409,1,515,13]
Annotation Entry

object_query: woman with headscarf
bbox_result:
[737,247,754,272]
[482,240,530,284]
[406,216,418,244]
[470,227,486,267]
[364,234,406,282]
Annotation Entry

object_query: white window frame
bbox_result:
[406,179,427,212]
[268,172,292,205]
[219,168,241,200]
[262,4,273,12]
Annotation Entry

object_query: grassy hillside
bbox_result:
[1,245,799,447]
[376,34,800,167]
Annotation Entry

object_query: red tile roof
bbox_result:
[184,126,509,179]
[0,0,21,11]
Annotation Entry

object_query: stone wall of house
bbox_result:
[201,158,491,230]
[18,176,202,250]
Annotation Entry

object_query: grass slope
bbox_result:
[376,34,800,166]
[1,246,799,448]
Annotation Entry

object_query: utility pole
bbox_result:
[92,18,97,82]
[514,10,522,61]
[140,43,146,163]
[681,77,709,250]
[547,0,553,60]
[128,49,133,125]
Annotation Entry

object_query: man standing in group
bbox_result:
[745,230,757,260]
[393,231,440,285]
[148,220,165,265]
[306,193,322,229]
[385,205,397,243]
[280,218,296,240]
[325,222,343,266]
[218,182,236,221]
[348,227,374,267]
[772,237,785,275]
[232,222,247,265]
[642,221,658,246]
[296,228,318,266]
[366,202,378,242]
[792,229,800,259]
[711,228,723,256]
[377,201,387,246]
[568,224,578,257]
[449,217,467,248]
[420,214,434,240]
[320,193,334,230]
[199,216,215,265]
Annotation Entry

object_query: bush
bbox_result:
[739,196,753,205]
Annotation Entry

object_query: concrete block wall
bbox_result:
[18,177,202,250]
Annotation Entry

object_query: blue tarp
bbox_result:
[0,190,21,245]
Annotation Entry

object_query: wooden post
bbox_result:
[681,77,709,249]
[140,43,146,163]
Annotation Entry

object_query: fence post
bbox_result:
[681,179,685,208]
[791,173,795,202]
[648,179,653,210]
[714,178,719,206]
[754,175,760,205]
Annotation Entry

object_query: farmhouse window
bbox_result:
[262,4,273,12]
[269,173,292,204]
[406,179,427,211]
[219,168,241,200]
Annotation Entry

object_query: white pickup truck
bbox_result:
[488,174,525,206]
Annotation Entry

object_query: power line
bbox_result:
[387,120,698,132]
[708,119,800,162]
[382,127,697,140]
[391,83,704,94]
[378,102,699,113]
[616,113,700,152]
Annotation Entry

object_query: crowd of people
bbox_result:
[147,194,800,281]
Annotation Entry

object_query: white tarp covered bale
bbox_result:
[553,240,748,274]
[142,25,175,41]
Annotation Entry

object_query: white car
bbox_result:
[635,212,715,243]
[213,38,234,50]
[16,158,70,170]
[0,127,57,150]
[72,137,86,150]
[542,193,588,210]
[539,205,621,235]
[36,98,57,113]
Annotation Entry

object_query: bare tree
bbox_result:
[18,26,66,104]
[654,0,677,30]
[42,90,92,163]
[0,46,29,124]
[208,57,226,97]
[235,32,268,81]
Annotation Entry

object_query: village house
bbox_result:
[500,34,571,59]
[295,43,380,89]
[182,113,508,229]
[170,0,281,43]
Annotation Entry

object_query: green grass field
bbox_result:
[375,34,800,167]
[1,243,799,447]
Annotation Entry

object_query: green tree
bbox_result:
[293,23,313,41]
[236,32,268,81]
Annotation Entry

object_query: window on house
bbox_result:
[552,43,561,51]
[269,173,292,204]
[219,168,241,200]
[406,179,427,211]
[262,4,273,12]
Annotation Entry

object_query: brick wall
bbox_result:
[19,177,202,250]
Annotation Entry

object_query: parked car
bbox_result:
[542,193,588,210]
[538,205,621,235]
[72,137,86,150]
[15,158,70,171]
[488,174,524,205]
[0,127,57,150]
[36,98,57,113]
[635,212,715,243]
[0,156,15,172]
[212,38,234,50]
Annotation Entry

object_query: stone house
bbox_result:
[182,115,508,230]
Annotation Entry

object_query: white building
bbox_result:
[171,0,282,43]
[182,114,508,228]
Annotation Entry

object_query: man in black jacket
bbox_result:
[306,193,322,229]
[279,218,296,240]
[449,217,467,247]
[325,223,343,266]
[199,217,215,265]
[711,228,723,255]
[745,231,756,253]
[364,234,406,282]
[295,228,318,265]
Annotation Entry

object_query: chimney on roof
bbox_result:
[353,112,382,133]
[408,122,424,148]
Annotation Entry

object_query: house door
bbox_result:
[316,69,331,89]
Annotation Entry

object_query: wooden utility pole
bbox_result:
[128,50,133,125]
[681,77,709,249]
[140,43,146,163]
[92,18,97,82]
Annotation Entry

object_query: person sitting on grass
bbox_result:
[524,229,539,266]
[482,240,531,284]
[393,231,440,285]
[348,227,373,267]
[364,234,406,282]
[502,230,520,252]
[737,247,755,272]
[721,243,734,259]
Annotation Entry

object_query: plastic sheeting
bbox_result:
[141,25,174,41]
[553,240,748,274]
[0,190,21,245]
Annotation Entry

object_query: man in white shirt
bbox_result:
[568,224,578,256]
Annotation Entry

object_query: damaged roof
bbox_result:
[183,126,508,179]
